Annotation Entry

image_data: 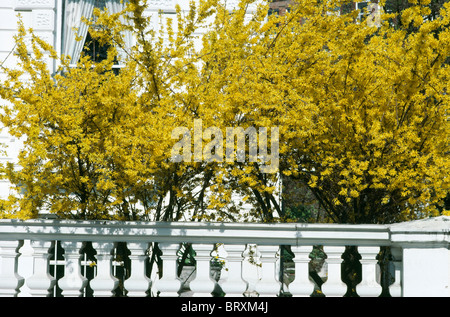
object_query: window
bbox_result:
[80,0,109,63]
[356,2,369,22]
[63,0,130,69]
[268,8,280,16]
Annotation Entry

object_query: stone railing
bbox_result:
[0,216,449,297]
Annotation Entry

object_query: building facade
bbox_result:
[0,0,263,202]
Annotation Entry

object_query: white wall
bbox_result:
[402,247,450,297]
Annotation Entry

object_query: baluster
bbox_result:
[220,244,248,297]
[289,245,315,297]
[389,247,402,297]
[0,240,24,296]
[153,243,181,297]
[189,244,215,296]
[254,245,281,297]
[90,242,119,297]
[321,246,347,297]
[58,241,88,297]
[124,242,151,297]
[26,240,56,297]
[17,240,34,297]
[147,244,160,297]
[242,244,260,296]
[356,246,382,297]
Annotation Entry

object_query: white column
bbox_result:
[90,242,119,297]
[356,246,382,297]
[389,247,402,297]
[0,240,24,296]
[124,242,151,297]
[321,246,347,297]
[289,245,315,297]
[58,241,88,297]
[26,240,56,297]
[153,243,181,297]
[220,244,248,297]
[189,244,215,297]
[254,245,281,297]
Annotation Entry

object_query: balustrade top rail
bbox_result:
[1,216,448,247]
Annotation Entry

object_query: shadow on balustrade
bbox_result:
[44,242,397,297]
[280,245,396,297]
[14,219,398,297]
[47,240,134,297]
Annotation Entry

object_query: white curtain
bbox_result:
[63,0,95,65]
[105,0,133,64]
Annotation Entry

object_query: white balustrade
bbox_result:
[189,244,216,296]
[153,243,181,297]
[58,241,88,297]
[123,242,151,297]
[0,216,448,297]
[254,245,281,297]
[0,240,24,296]
[356,246,382,297]
[89,242,119,297]
[26,240,56,296]
[289,245,315,297]
[321,246,347,297]
[242,244,261,296]
[389,247,402,297]
[17,240,34,297]
[220,244,248,297]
